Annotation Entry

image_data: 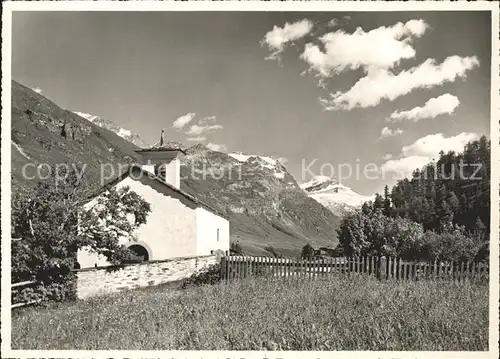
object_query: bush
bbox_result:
[264,245,282,258]
[301,243,314,259]
[181,264,221,288]
[230,242,242,255]
[337,207,486,262]
[337,209,424,259]
[415,226,485,262]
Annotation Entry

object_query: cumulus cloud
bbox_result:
[32,87,43,94]
[379,126,403,139]
[388,94,460,122]
[320,55,479,110]
[178,115,223,144]
[261,19,314,60]
[327,19,339,28]
[301,19,428,77]
[186,137,207,142]
[198,116,216,125]
[380,155,432,179]
[381,132,479,179]
[401,132,479,159]
[186,123,223,136]
[206,143,228,152]
[173,113,196,130]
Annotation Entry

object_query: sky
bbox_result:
[12,11,491,195]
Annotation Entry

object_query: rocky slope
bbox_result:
[73,111,150,148]
[11,81,340,257]
[11,81,141,193]
[180,145,340,256]
[301,176,374,218]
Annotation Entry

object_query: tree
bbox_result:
[383,185,391,216]
[301,243,314,260]
[339,137,490,262]
[230,242,242,254]
[416,225,482,262]
[337,209,424,259]
[373,193,384,210]
[473,217,487,241]
[361,201,373,215]
[11,166,151,303]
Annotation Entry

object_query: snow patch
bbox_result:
[229,152,288,179]
[228,152,278,167]
[300,175,334,189]
[117,128,132,138]
[74,111,99,123]
[12,141,31,159]
[302,175,374,216]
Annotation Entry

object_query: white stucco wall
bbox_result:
[162,158,181,190]
[195,207,230,256]
[78,175,198,268]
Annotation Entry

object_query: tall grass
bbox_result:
[12,275,488,350]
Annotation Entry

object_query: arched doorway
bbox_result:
[128,244,150,262]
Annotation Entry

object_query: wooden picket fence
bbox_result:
[220,255,489,283]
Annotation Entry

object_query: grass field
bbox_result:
[11,275,488,351]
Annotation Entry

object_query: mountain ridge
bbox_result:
[11,80,341,257]
[301,176,375,217]
[73,111,150,149]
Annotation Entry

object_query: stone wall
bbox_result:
[75,254,218,299]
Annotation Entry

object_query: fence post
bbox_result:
[378,256,386,280]
[220,256,227,282]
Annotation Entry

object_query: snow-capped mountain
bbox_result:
[228,152,289,181]
[301,176,374,217]
[73,111,150,148]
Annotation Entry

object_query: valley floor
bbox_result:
[12,275,488,350]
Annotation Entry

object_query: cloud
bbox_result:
[388,94,460,122]
[381,132,479,179]
[179,115,222,144]
[32,87,43,94]
[186,137,207,142]
[173,113,196,130]
[380,155,432,179]
[382,153,393,161]
[379,126,403,139]
[186,123,223,136]
[327,19,339,28]
[320,55,479,110]
[401,132,479,159]
[262,19,314,60]
[301,19,428,77]
[198,116,216,125]
[206,143,228,152]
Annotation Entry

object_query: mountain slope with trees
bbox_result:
[338,136,490,262]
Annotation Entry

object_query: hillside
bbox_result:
[73,111,150,148]
[11,81,141,193]
[180,145,340,256]
[11,81,340,256]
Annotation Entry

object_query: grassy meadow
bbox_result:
[12,275,488,351]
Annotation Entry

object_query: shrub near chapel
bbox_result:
[11,166,151,303]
